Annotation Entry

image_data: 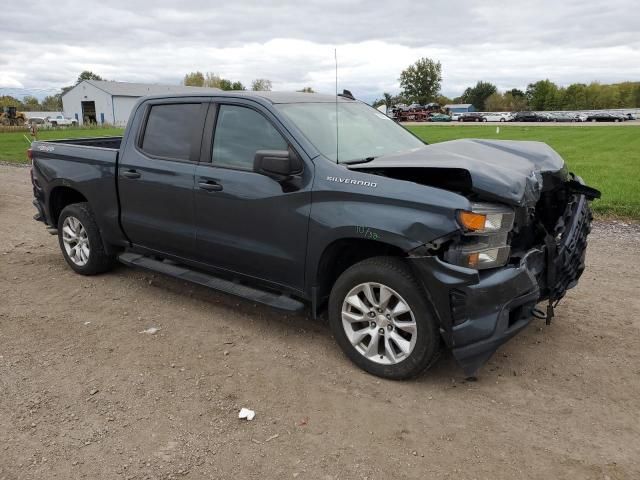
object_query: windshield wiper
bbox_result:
[342,156,377,165]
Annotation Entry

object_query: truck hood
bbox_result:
[349,139,568,206]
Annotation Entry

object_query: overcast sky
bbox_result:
[1,0,639,102]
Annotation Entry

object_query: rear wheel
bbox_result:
[328,257,440,380]
[58,203,116,275]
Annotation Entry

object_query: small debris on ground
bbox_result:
[238,408,255,421]
[139,327,160,335]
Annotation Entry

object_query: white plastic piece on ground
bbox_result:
[238,408,256,421]
[139,327,160,335]
[496,126,500,134]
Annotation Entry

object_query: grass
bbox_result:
[0,127,124,163]
[0,124,638,219]
[407,125,640,220]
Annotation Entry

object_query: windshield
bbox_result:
[276,102,425,163]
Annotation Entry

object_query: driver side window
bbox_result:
[212,105,287,170]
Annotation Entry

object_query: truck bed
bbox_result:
[30,136,123,247]
[31,136,121,166]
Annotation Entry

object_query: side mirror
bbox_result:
[254,149,302,179]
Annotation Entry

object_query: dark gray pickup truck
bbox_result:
[30,91,600,379]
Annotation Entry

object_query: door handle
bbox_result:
[122,169,141,179]
[198,180,223,192]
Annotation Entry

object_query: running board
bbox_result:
[118,252,305,312]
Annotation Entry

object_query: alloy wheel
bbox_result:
[62,216,90,266]
[341,282,417,365]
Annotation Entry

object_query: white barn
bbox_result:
[62,80,220,126]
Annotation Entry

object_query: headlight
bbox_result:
[457,203,515,233]
[446,203,514,270]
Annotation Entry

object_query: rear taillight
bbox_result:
[27,148,33,163]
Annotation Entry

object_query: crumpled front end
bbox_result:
[408,173,600,377]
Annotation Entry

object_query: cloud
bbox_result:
[2,0,638,101]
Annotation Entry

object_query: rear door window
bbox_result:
[141,103,202,161]
[211,105,287,170]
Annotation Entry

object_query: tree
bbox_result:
[503,91,528,111]
[76,71,103,84]
[183,71,205,87]
[526,80,559,111]
[460,81,497,111]
[22,96,41,111]
[0,95,24,109]
[485,92,506,111]
[505,88,525,98]
[251,79,272,91]
[399,57,442,104]
[41,94,62,111]
[183,71,245,90]
[435,94,452,106]
[297,87,315,93]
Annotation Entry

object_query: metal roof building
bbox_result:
[62,80,221,126]
[444,103,476,113]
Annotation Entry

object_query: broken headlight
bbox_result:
[446,203,515,270]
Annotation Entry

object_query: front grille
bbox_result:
[548,193,592,301]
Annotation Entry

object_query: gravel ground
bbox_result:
[1,164,639,479]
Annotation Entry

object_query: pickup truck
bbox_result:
[29,91,600,379]
[47,114,78,127]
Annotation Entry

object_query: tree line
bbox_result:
[4,64,638,113]
[182,71,315,94]
[375,57,640,112]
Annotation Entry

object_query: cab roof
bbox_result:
[143,90,354,104]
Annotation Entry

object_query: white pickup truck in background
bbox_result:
[46,114,78,127]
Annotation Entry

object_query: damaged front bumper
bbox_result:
[409,190,595,377]
[409,250,544,376]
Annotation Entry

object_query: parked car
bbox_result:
[458,112,485,122]
[549,113,575,122]
[625,113,636,120]
[586,112,623,122]
[428,113,451,122]
[482,112,512,122]
[29,91,600,379]
[513,112,541,122]
[47,115,78,127]
[26,117,47,126]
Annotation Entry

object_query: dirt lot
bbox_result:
[1,163,639,480]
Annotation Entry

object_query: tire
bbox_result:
[57,202,116,275]
[500,118,505,122]
[328,257,440,380]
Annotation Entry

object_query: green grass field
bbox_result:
[407,125,640,219]
[0,124,638,219]
[0,127,124,163]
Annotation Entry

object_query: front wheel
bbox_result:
[58,203,116,275]
[328,257,440,380]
